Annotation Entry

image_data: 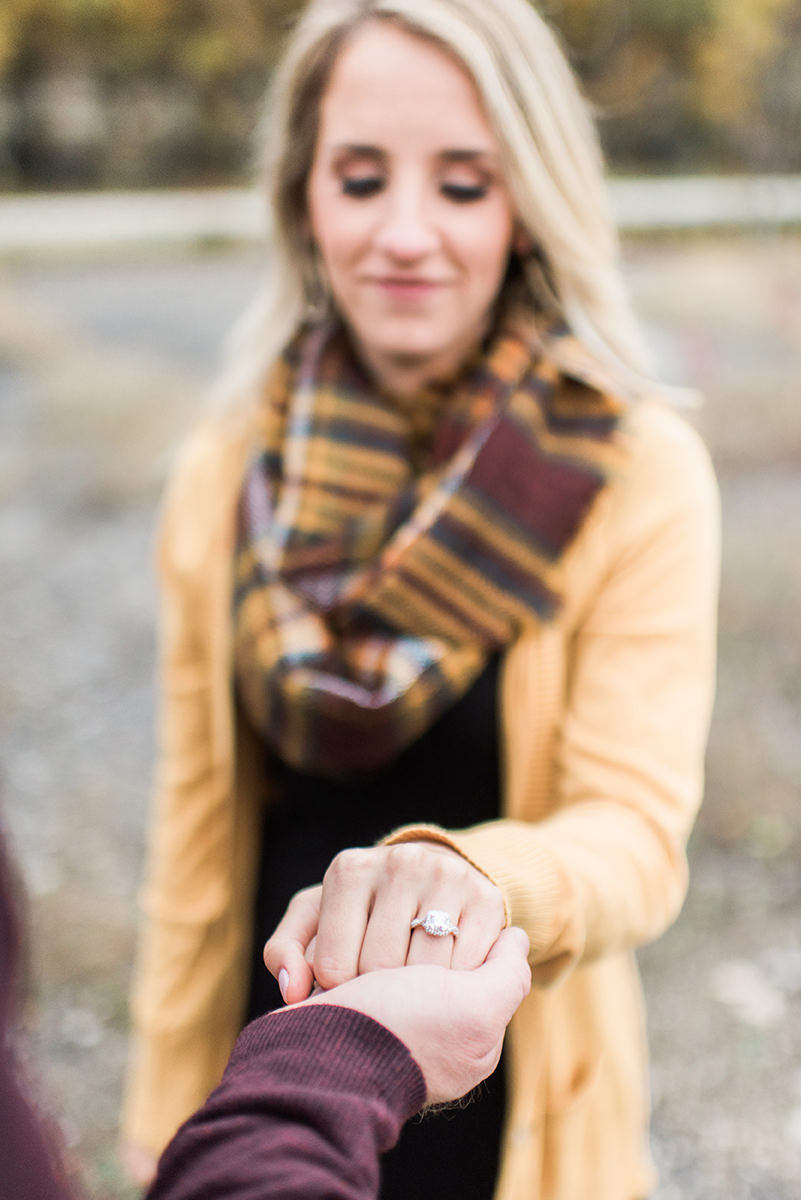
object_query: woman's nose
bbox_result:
[373,187,440,261]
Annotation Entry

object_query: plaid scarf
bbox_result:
[233,311,625,777]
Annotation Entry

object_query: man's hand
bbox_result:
[294,925,531,1104]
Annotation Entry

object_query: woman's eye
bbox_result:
[441,182,489,203]
[341,176,384,198]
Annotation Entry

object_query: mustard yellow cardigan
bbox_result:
[122,396,719,1200]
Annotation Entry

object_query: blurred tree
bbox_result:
[0,0,296,186]
[690,0,801,167]
[548,0,801,169]
[0,0,799,187]
[694,0,789,123]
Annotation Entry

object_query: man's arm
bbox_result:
[146,1005,423,1200]
[147,928,530,1200]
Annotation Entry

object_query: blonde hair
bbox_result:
[216,0,654,413]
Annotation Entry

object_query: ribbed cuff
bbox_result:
[231,1006,427,1122]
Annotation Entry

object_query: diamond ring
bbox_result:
[410,909,459,937]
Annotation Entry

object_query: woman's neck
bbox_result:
[352,326,491,404]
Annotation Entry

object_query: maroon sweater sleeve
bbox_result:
[146,1005,427,1200]
[0,1060,75,1200]
[0,826,74,1200]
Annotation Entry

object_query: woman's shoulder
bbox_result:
[573,395,720,584]
[156,410,256,575]
[163,402,260,511]
[167,410,255,499]
[616,396,718,515]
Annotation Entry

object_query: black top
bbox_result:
[246,654,505,1200]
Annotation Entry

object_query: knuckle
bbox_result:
[386,841,455,883]
[325,847,371,885]
[384,844,406,870]
[263,940,289,976]
[262,931,289,964]
[431,855,455,885]
[288,884,318,912]
[385,843,421,878]
[475,874,504,909]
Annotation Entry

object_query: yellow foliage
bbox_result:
[0,0,44,73]
[692,0,796,121]
[1,0,798,175]
[62,0,170,19]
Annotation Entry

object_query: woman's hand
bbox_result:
[263,841,507,1005]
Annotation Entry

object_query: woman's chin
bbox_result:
[351,328,476,388]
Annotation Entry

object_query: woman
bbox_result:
[122,1,719,1197]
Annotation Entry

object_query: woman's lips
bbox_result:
[370,277,444,299]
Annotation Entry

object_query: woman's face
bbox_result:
[306,21,517,394]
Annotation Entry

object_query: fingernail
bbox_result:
[278,968,290,1002]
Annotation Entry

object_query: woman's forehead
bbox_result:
[316,21,499,153]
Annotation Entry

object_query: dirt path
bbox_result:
[2,235,800,1198]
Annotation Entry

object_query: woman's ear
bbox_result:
[513,224,534,258]
[303,240,333,322]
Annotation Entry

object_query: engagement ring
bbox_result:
[410,909,459,937]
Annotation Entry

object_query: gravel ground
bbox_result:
[2,234,801,1198]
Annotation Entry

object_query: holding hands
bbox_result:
[264,841,508,1005]
[122,845,514,1189]
[298,925,532,1105]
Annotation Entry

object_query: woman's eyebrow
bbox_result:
[330,143,386,160]
[438,148,501,166]
[328,145,500,167]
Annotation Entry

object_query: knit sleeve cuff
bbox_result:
[231,1006,427,1123]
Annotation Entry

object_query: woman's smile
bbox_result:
[367,275,449,299]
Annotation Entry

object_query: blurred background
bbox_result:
[1,0,801,187]
[1,2,801,1198]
